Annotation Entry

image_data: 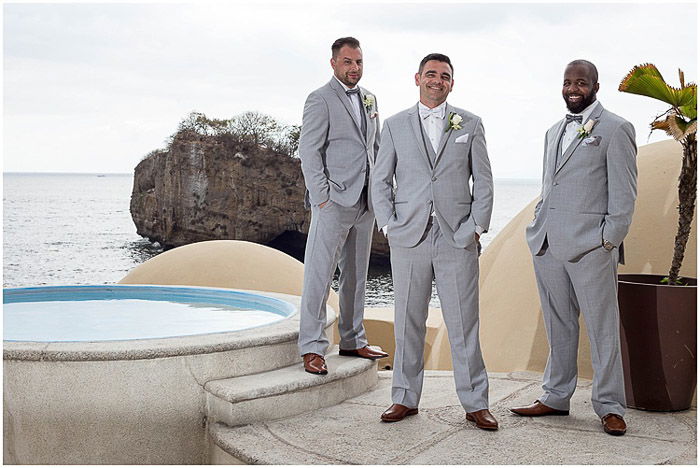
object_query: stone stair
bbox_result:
[205,348,379,462]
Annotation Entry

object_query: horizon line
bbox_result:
[3,171,541,181]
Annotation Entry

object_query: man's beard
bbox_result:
[564,91,596,114]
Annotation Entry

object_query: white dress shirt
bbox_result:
[334,76,363,126]
[561,100,600,153]
[418,101,446,153]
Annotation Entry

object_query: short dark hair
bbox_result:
[567,59,598,84]
[418,53,454,76]
[331,37,361,58]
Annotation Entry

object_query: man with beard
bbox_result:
[297,37,387,375]
[510,60,637,436]
[372,53,497,430]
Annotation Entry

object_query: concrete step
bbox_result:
[205,349,378,429]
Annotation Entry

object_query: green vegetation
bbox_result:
[619,64,697,284]
[168,111,300,158]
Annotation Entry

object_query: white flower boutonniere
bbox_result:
[363,94,375,110]
[445,112,463,132]
[577,118,597,139]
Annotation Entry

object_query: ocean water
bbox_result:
[3,173,540,306]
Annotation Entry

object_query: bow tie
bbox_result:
[345,88,360,96]
[565,114,583,124]
[420,107,444,120]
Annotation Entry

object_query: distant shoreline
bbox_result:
[3,172,540,183]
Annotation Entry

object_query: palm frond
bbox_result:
[618,64,696,111]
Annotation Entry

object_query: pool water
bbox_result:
[3,285,295,342]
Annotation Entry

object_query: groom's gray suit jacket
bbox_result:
[299,78,380,208]
[526,102,637,262]
[372,103,493,248]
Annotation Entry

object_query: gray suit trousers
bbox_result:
[533,243,626,417]
[298,193,374,356]
[390,221,489,412]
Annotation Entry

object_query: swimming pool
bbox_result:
[4,285,295,342]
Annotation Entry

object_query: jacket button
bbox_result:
[431,177,437,182]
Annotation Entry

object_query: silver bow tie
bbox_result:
[565,114,583,124]
[420,108,444,119]
[345,88,360,96]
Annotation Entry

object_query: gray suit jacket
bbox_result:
[526,102,638,262]
[299,78,380,208]
[371,103,494,249]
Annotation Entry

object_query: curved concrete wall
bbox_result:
[477,139,697,377]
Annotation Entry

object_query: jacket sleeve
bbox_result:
[371,121,397,228]
[299,92,330,206]
[533,131,548,219]
[603,121,638,246]
[469,118,494,231]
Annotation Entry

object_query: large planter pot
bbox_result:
[618,274,697,411]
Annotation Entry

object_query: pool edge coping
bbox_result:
[4,288,334,362]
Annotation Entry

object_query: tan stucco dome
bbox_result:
[475,139,697,377]
[119,240,339,312]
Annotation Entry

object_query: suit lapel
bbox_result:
[547,120,566,179]
[555,103,604,174]
[329,79,364,141]
[433,103,454,167]
[359,88,371,144]
[408,105,434,170]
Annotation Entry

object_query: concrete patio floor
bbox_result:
[211,370,697,464]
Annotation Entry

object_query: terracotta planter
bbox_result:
[618,274,697,411]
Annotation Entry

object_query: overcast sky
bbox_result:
[3,1,697,178]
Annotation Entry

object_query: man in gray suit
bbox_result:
[298,37,388,375]
[372,53,498,430]
[510,60,637,436]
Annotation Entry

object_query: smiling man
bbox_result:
[297,37,387,376]
[510,60,638,436]
[371,53,496,430]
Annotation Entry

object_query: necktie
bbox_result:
[345,88,360,96]
[565,114,583,124]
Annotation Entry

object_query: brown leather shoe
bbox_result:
[466,409,499,431]
[602,413,627,436]
[510,400,569,416]
[381,404,418,422]
[302,353,328,375]
[339,345,389,360]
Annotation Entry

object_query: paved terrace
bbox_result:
[211,370,697,465]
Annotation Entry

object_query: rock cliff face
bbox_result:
[130,134,390,262]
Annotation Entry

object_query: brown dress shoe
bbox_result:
[602,413,627,436]
[381,404,418,422]
[510,400,569,416]
[339,345,389,360]
[466,409,499,431]
[302,353,328,375]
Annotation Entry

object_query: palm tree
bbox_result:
[619,64,697,285]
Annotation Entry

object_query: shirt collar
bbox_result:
[333,75,359,94]
[418,101,447,118]
[568,100,600,124]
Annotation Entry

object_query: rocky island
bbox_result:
[130,112,389,262]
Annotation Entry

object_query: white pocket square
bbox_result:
[455,133,470,144]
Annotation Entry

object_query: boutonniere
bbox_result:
[363,94,378,119]
[445,112,463,132]
[362,94,375,110]
[577,118,597,139]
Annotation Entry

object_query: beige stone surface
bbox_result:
[211,370,697,465]
[478,139,697,376]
